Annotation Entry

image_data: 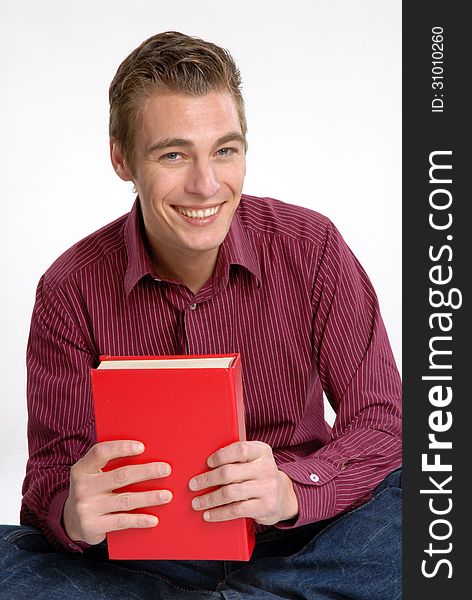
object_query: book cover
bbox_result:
[90,353,255,560]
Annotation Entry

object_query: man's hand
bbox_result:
[63,441,172,545]
[188,441,298,526]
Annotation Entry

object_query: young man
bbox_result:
[0,32,402,599]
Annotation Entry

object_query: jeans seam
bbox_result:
[3,527,42,544]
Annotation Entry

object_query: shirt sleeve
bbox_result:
[20,275,96,552]
[276,220,402,527]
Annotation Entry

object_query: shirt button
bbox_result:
[309,473,320,483]
[189,303,197,310]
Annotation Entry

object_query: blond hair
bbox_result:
[109,31,247,172]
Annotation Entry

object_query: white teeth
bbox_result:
[176,205,219,219]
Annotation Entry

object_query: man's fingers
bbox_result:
[100,512,159,535]
[191,481,255,511]
[79,440,145,472]
[189,462,255,491]
[207,441,269,468]
[200,499,261,522]
[104,489,173,514]
[101,461,172,492]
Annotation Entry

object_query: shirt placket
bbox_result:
[182,285,218,355]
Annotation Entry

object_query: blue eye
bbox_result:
[164,152,180,161]
[217,147,233,157]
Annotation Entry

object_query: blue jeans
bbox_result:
[0,468,401,599]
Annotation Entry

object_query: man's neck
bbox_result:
[151,247,219,295]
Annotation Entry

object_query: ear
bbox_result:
[110,139,134,182]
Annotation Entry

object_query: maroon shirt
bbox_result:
[21,194,402,551]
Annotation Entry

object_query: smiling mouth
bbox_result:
[174,205,221,219]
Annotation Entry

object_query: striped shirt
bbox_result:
[21,194,402,551]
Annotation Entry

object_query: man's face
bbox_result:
[124,90,246,266]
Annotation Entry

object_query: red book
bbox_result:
[90,353,255,560]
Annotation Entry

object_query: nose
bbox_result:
[184,159,220,198]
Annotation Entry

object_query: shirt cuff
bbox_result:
[276,459,339,528]
[46,488,91,553]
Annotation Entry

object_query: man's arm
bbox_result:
[21,275,96,550]
[189,220,401,527]
[275,220,402,526]
[22,276,172,549]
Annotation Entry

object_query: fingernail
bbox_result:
[192,497,201,509]
[203,511,211,521]
[146,515,158,526]
[189,478,198,491]
[160,464,171,476]
[134,442,145,452]
[160,490,172,503]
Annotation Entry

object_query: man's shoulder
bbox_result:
[42,212,129,291]
[238,194,332,247]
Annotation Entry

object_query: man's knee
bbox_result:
[373,466,402,496]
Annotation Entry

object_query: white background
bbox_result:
[0,0,401,524]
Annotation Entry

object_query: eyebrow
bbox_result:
[145,131,247,156]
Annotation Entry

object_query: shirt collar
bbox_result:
[218,204,262,288]
[124,199,155,296]
[124,196,262,298]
